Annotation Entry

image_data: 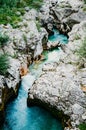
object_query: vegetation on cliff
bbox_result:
[0,33,9,47]
[0,54,9,75]
[84,0,86,4]
[0,0,43,27]
[0,32,9,75]
[79,123,86,130]
[77,38,86,59]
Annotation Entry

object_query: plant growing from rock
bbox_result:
[74,34,80,40]
[76,38,86,59]
[0,54,9,75]
[79,123,86,130]
[0,33,9,47]
[83,5,86,11]
[25,0,43,10]
[36,21,41,32]
[23,34,27,44]
[84,0,86,4]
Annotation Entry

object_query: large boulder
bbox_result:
[33,28,48,59]
[27,62,86,129]
[62,11,86,28]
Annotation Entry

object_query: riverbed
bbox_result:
[1,29,68,130]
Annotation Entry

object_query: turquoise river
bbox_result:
[1,29,68,130]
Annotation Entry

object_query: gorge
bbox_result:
[1,29,68,130]
[0,0,86,130]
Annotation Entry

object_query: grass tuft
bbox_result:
[76,38,86,59]
[0,33,9,47]
[79,123,86,130]
[0,54,9,75]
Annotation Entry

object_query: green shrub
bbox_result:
[83,5,86,11]
[84,0,86,4]
[0,54,9,75]
[27,0,43,10]
[0,33,9,47]
[0,6,21,27]
[36,21,41,31]
[74,34,80,40]
[23,34,27,43]
[0,6,22,27]
[0,0,43,26]
[79,123,86,130]
[76,38,86,59]
[0,1,22,26]
[0,0,20,7]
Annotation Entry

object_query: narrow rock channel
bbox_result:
[1,29,68,130]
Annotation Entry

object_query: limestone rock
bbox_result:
[28,21,86,129]
[42,62,57,71]
[72,104,84,115]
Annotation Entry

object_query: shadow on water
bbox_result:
[1,29,68,130]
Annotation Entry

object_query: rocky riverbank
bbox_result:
[28,20,86,129]
[39,0,86,35]
[27,0,86,130]
[0,7,48,125]
[0,57,21,124]
[0,0,86,128]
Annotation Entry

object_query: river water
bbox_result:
[1,29,68,130]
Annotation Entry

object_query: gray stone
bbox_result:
[28,20,86,129]
[25,7,29,12]
[72,104,84,115]
[16,11,21,16]
[82,112,86,120]
[42,62,57,71]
